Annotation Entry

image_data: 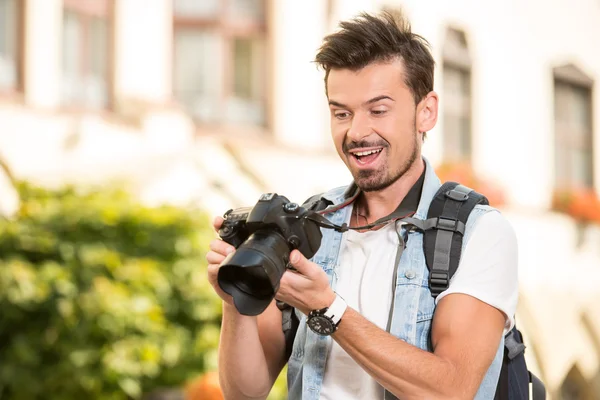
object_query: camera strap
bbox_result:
[306,208,416,232]
[306,166,426,232]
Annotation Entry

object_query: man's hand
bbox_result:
[205,216,237,306]
[209,217,288,400]
[276,249,336,315]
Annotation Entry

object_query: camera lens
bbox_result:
[217,230,290,316]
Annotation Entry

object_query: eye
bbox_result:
[334,111,351,120]
[371,109,387,116]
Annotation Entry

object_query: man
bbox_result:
[206,11,517,400]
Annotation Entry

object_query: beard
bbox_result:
[348,131,420,193]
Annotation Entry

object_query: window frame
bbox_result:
[552,64,595,190]
[172,0,268,127]
[441,27,473,164]
[0,0,26,97]
[61,0,114,111]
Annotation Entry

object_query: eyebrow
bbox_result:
[328,95,395,109]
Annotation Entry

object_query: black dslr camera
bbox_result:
[217,193,323,316]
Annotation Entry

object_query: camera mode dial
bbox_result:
[283,202,300,213]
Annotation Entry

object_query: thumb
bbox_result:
[213,216,224,232]
[289,250,312,275]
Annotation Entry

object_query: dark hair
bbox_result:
[315,11,435,105]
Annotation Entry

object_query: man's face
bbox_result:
[327,60,422,192]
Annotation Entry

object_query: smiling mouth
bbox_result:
[350,148,383,165]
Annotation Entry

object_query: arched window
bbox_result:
[442,28,472,163]
[553,64,594,190]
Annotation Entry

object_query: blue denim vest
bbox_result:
[287,158,504,399]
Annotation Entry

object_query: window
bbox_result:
[442,28,472,163]
[173,0,267,126]
[62,0,112,108]
[0,0,23,92]
[553,64,594,189]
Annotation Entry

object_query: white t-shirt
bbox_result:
[319,209,519,400]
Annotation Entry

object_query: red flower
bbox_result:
[185,371,224,400]
[435,162,506,207]
[553,188,600,224]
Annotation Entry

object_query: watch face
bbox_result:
[308,315,335,335]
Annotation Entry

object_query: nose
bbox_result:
[346,111,371,143]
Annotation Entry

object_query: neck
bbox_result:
[354,157,424,224]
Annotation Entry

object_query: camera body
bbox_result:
[219,193,322,256]
[217,193,323,315]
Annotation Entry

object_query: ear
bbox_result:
[416,91,439,134]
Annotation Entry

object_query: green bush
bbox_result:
[0,182,221,399]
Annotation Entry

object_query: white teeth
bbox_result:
[354,149,382,157]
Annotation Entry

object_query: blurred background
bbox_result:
[0,0,599,399]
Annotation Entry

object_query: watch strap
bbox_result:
[324,294,347,326]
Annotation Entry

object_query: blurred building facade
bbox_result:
[1,0,600,398]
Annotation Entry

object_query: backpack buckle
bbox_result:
[436,217,458,231]
[429,271,449,296]
[445,189,469,202]
[435,217,466,234]
[505,329,527,360]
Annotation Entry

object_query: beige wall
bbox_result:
[269,0,330,151]
[113,0,173,104]
[24,0,62,109]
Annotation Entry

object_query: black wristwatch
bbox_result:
[307,294,347,336]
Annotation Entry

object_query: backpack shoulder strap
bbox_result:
[530,371,546,399]
[495,326,547,400]
[423,181,489,297]
[420,184,547,398]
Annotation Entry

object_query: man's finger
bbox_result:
[207,263,219,276]
[206,250,227,265]
[213,216,224,232]
[288,250,316,277]
[209,239,235,256]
